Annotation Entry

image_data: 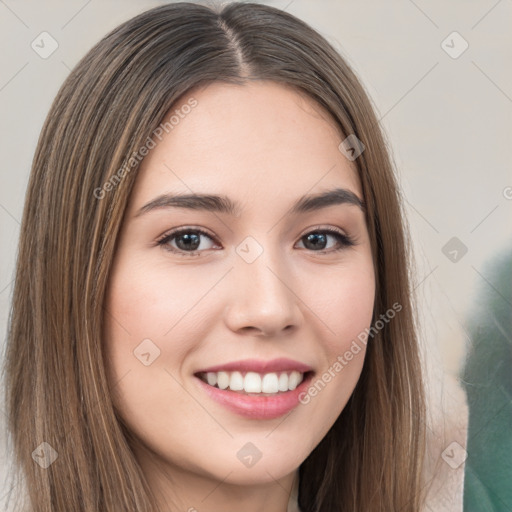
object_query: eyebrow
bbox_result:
[135,187,365,218]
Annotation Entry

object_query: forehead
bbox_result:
[129,81,362,212]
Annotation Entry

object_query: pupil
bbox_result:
[305,233,326,250]
[178,233,200,251]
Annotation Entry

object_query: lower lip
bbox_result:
[195,373,314,420]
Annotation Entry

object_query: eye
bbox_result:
[296,228,355,253]
[156,227,220,256]
[156,226,355,257]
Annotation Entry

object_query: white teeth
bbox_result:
[261,373,279,393]
[288,370,301,390]
[217,371,229,390]
[200,370,306,394]
[278,373,289,392]
[229,371,244,391]
[244,372,262,393]
[206,372,217,386]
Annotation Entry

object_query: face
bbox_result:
[104,81,375,506]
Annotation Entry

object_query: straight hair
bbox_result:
[3,2,426,510]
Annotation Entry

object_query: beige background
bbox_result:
[1,0,511,508]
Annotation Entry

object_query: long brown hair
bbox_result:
[3,2,426,510]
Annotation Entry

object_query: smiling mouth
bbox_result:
[195,370,314,396]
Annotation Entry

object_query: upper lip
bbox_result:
[195,358,314,375]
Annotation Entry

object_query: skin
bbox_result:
[104,81,376,512]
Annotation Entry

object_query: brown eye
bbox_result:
[157,228,219,256]
[297,229,355,252]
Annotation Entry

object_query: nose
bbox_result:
[223,244,303,337]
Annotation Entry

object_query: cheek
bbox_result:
[102,260,192,402]
[303,256,376,351]
[293,257,375,433]
[105,258,206,334]
[102,262,209,447]
[104,254,223,366]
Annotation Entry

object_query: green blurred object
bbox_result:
[462,248,512,511]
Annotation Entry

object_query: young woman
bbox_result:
[4,2,428,511]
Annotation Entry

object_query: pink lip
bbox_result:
[195,357,313,374]
[194,371,314,420]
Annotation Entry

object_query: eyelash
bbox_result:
[156,226,356,257]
